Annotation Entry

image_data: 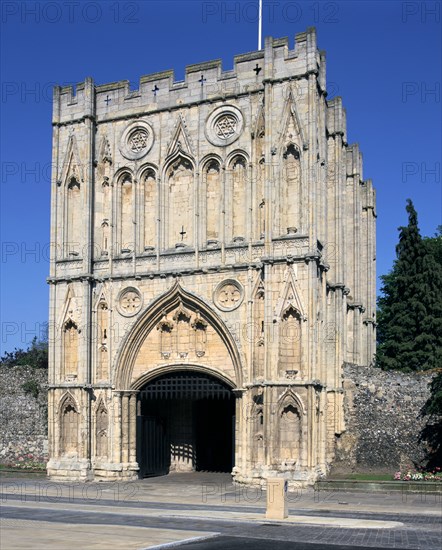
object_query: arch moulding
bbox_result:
[114,281,244,390]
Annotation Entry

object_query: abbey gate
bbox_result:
[47,28,376,484]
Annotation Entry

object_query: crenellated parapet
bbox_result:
[52,28,327,126]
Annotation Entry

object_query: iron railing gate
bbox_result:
[137,372,234,476]
[137,415,169,477]
[139,372,232,400]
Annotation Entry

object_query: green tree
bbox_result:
[21,379,41,399]
[376,200,442,371]
[420,227,442,467]
[424,225,442,267]
[0,325,48,369]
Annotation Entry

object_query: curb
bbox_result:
[315,480,442,494]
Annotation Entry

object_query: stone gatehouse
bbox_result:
[47,27,376,484]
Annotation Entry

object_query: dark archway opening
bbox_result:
[137,371,235,477]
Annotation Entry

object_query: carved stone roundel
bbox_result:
[117,287,143,317]
[214,279,244,311]
[215,114,237,139]
[206,105,244,147]
[119,121,154,160]
[128,128,148,152]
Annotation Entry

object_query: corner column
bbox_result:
[128,391,139,464]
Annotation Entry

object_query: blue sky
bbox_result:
[1,0,441,353]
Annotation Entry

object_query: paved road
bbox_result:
[2,500,440,549]
[162,537,430,550]
[1,473,441,549]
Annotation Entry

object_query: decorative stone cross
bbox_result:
[104,95,111,105]
[199,74,206,87]
[254,64,262,75]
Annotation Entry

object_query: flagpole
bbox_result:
[258,0,262,50]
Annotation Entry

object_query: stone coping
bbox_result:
[315,479,442,493]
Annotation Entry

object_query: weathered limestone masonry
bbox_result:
[0,366,48,465]
[333,365,433,473]
[47,28,376,484]
[2,366,431,473]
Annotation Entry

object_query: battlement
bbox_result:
[326,97,347,142]
[53,28,326,125]
[346,144,364,181]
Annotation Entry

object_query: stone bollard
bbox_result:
[266,478,288,520]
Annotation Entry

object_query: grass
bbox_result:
[327,473,394,481]
[0,463,46,472]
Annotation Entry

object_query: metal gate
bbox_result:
[139,372,232,400]
[136,415,169,477]
[137,372,235,477]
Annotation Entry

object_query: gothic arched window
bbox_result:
[66,176,81,255]
[119,172,133,253]
[281,144,301,235]
[205,160,221,243]
[167,157,194,248]
[60,395,79,456]
[63,319,79,377]
[142,168,156,251]
[279,402,301,462]
[257,158,265,240]
[278,306,302,375]
[230,155,247,241]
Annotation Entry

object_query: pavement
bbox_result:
[0,472,441,549]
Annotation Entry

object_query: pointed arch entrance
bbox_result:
[136,368,236,477]
[113,281,244,479]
